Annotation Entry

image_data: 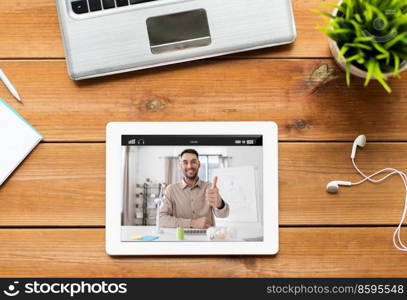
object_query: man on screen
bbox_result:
[160,149,229,229]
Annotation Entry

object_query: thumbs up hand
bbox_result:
[206,176,223,209]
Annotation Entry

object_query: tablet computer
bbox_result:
[106,122,278,255]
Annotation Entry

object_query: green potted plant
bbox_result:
[313,0,407,93]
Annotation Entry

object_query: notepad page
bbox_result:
[0,99,42,186]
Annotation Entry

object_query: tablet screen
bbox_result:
[120,135,264,242]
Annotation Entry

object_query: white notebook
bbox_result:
[0,98,42,186]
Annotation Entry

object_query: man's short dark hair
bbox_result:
[179,149,199,159]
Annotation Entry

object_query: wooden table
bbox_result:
[1,0,407,277]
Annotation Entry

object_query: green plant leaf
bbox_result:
[311,9,336,19]
[313,0,407,92]
[384,32,407,49]
[350,20,363,36]
[316,25,331,35]
[390,15,407,27]
[345,62,351,86]
[363,5,373,23]
[344,43,373,51]
[346,54,363,63]
[321,2,344,12]
[365,3,390,28]
[373,63,392,93]
[344,0,353,20]
[393,52,401,77]
[364,59,375,86]
[354,36,375,43]
[354,13,363,23]
[331,28,354,34]
[376,54,389,60]
[338,45,350,61]
[372,42,390,55]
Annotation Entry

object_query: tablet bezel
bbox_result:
[106,122,278,255]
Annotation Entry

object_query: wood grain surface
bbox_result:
[0,60,406,142]
[0,0,406,278]
[1,143,407,226]
[0,228,405,277]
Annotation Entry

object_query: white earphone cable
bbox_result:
[351,158,407,251]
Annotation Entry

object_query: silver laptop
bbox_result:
[56,0,296,80]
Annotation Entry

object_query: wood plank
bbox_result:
[1,59,407,142]
[0,144,105,226]
[0,0,330,59]
[0,0,63,59]
[0,228,405,277]
[281,142,407,225]
[2,143,407,226]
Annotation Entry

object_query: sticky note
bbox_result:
[139,236,159,241]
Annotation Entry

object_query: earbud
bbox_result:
[351,135,366,159]
[327,135,367,193]
[326,181,352,194]
[326,134,407,251]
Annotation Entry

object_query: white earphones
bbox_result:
[327,135,407,252]
[326,181,351,194]
[326,135,366,193]
[351,134,366,159]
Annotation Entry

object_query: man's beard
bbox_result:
[184,169,198,180]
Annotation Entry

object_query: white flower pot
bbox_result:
[329,39,407,79]
[329,1,407,80]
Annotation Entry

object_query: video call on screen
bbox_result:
[121,134,264,242]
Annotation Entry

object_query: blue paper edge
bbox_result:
[0,98,43,138]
